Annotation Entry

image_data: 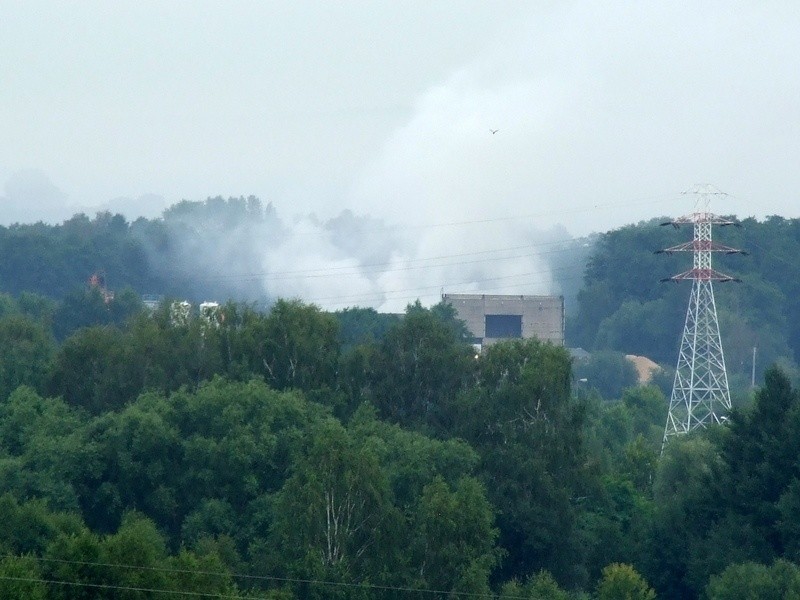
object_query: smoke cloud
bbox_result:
[7,3,797,311]
[131,197,571,313]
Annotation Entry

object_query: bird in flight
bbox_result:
[490,129,499,134]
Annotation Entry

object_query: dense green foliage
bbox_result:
[2,288,797,598]
[0,294,591,597]
[2,206,800,597]
[568,216,800,392]
[0,197,276,310]
[0,212,152,300]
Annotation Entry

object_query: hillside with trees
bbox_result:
[1,205,800,597]
[567,215,800,397]
[0,196,275,308]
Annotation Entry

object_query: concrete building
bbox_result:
[442,294,565,349]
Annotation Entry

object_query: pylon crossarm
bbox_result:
[663,268,740,282]
[657,241,746,254]
[662,213,739,227]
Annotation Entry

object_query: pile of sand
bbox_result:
[625,354,662,384]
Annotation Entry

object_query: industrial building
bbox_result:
[442,293,565,349]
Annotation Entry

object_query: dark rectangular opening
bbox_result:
[485,314,522,338]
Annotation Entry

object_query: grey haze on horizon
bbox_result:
[1,1,798,310]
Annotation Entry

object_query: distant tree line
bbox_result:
[0,196,276,308]
[3,201,797,392]
[567,215,800,398]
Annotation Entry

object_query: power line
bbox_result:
[161,192,676,285]
[288,267,583,304]
[276,193,678,237]
[0,575,260,600]
[398,193,676,230]
[178,235,597,283]
[267,249,576,282]
[317,274,587,309]
[152,194,680,306]
[1,554,529,599]
[150,195,682,307]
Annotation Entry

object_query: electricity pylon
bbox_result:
[658,185,744,449]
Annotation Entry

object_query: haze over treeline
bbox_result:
[0,196,584,313]
[3,4,800,236]
[0,195,798,391]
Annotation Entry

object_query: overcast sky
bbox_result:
[1,2,799,308]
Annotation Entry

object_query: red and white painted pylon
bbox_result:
[658,185,745,450]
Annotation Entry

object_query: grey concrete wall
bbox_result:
[442,294,564,346]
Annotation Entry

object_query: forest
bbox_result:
[1,199,800,598]
[568,214,800,400]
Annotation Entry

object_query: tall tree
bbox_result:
[454,339,586,585]
[411,476,499,594]
[0,315,54,401]
[367,301,475,434]
[705,560,800,600]
[268,418,395,585]
[48,326,139,413]
[596,563,656,600]
[260,299,340,392]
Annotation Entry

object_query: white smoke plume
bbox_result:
[255,208,567,313]
[10,2,797,311]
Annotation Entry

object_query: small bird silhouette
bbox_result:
[490,129,499,134]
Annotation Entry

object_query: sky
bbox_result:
[1,1,799,309]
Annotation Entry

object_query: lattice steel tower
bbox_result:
[659,185,744,448]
